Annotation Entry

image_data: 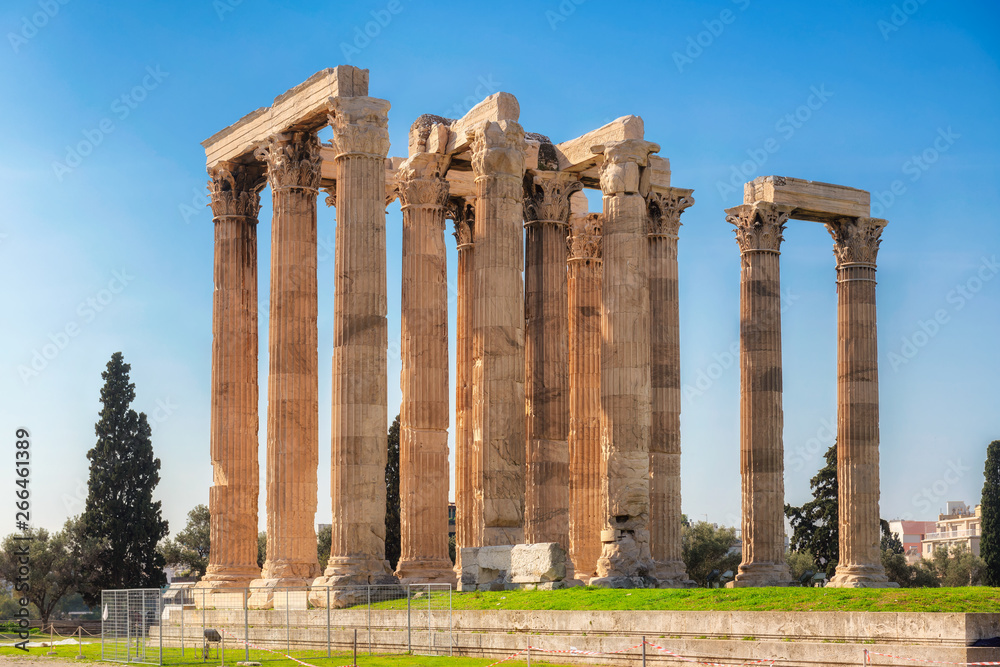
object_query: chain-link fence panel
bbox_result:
[101,589,162,665]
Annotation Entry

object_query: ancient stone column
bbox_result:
[524,172,581,560]
[248,133,322,603]
[395,152,455,585]
[725,201,795,587]
[825,217,894,588]
[567,212,603,581]
[591,139,660,586]
[197,162,266,594]
[313,96,397,592]
[646,188,695,587]
[450,198,479,577]
[468,120,527,547]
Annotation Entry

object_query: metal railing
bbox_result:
[923,529,979,540]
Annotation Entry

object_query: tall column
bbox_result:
[825,217,895,588]
[395,152,455,585]
[468,120,527,546]
[646,188,695,587]
[198,161,266,594]
[592,139,660,587]
[725,201,794,587]
[450,198,479,579]
[249,133,322,603]
[524,172,582,560]
[314,96,397,594]
[567,212,603,581]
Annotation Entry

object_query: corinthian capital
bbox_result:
[397,152,451,209]
[726,202,794,253]
[646,187,695,238]
[568,213,603,261]
[825,216,887,266]
[447,197,475,247]
[592,139,660,196]
[208,161,266,219]
[328,96,391,158]
[254,132,322,192]
[523,171,583,225]
[468,120,526,179]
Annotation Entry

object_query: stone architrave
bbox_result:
[725,201,795,588]
[449,197,479,580]
[313,96,398,596]
[248,132,323,606]
[824,217,896,588]
[523,171,582,566]
[467,120,527,547]
[395,152,455,585]
[590,139,660,587]
[645,188,695,588]
[197,161,266,595]
[567,212,603,581]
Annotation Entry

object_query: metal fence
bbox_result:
[103,583,452,665]
[101,589,163,665]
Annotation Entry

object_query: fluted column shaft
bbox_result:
[257,133,322,586]
[452,200,479,570]
[201,162,265,589]
[568,213,603,580]
[826,217,892,588]
[593,139,660,585]
[646,189,694,586]
[524,173,580,557]
[726,202,793,587]
[319,96,395,587]
[468,120,527,546]
[395,153,454,584]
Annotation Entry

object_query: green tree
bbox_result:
[79,352,169,604]
[881,520,904,555]
[257,532,266,569]
[881,550,939,588]
[0,527,77,624]
[786,444,839,577]
[786,550,817,582]
[317,525,331,566]
[681,521,741,586]
[927,544,985,586]
[981,440,1000,586]
[385,415,401,570]
[158,505,210,577]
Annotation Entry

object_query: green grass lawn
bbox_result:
[0,639,554,667]
[392,586,1000,613]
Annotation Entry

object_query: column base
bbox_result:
[593,531,657,587]
[826,563,898,588]
[309,556,401,607]
[196,565,260,588]
[654,560,696,588]
[725,561,795,588]
[394,558,457,587]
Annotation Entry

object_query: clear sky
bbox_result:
[1,0,998,540]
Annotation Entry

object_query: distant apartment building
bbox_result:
[888,519,938,564]
[919,501,981,559]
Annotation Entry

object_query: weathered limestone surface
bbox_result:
[248,132,323,607]
[198,162,266,593]
[395,152,455,586]
[825,217,895,588]
[510,543,567,583]
[591,139,660,587]
[567,212,603,581]
[645,188,695,588]
[725,201,794,588]
[523,171,581,568]
[313,96,398,597]
[744,175,870,223]
[468,120,527,547]
[450,198,479,577]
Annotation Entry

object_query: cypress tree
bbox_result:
[385,415,401,570]
[79,352,168,604]
[981,440,1000,586]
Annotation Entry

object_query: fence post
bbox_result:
[244,587,250,664]
[367,586,371,656]
[159,590,164,667]
[76,626,83,660]
[526,637,530,667]
[642,636,646,667]
[406,585,411,654]
[353,628,357,667]
[326,587,331,659]
[180,591,185,659]
[863,648,869,665]
[201,589,206,663]
[286,589,290,655]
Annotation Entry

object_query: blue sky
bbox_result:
[1,0,998,539]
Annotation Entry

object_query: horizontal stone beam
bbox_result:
[202,66,369,169]
[552,115,645,172]
[744,175,870,223]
